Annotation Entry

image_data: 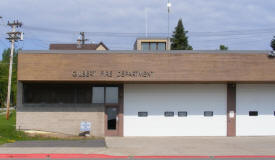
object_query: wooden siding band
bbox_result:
[227,83,236,137]
[18,53,275,82]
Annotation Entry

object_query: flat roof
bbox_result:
[20,50,271,54]
[135,37,170,40]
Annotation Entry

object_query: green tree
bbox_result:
[271,36,275,51]
[171,19,193,50]
[219,45,228,51]
[0,48,18,108]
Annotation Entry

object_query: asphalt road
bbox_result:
[0,140,106,148]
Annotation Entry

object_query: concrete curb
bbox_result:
[133,156,210,159]
[214,155,275,158]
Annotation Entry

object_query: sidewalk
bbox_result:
[0,137,275,156]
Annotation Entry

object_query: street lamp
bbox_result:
[167,0,171,37]
[167,0,171,11]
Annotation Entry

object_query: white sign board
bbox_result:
[229,111,235,118]
[80,121,91,132]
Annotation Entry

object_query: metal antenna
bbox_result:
[77,32,88,45]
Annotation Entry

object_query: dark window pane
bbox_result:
[49,85,74,103]
[106,87,118,104]
[107,107,117,130]
[141,42,149,51]
[178,111,188,117]
[24,85,48,103]
[164,111,174,117]
[150,43,157,51]
[138,112,148,117]
[204,111,214,117]
[158,42,166,51]
[23,84,92,104]
[249,111,258,116]
[77,86,92,103]
[92,87,104,103]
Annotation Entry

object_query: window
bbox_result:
[158,42,166,51]
[178,111,188,117]
[141,42,167,51]
[204,111,214,117]
[105,87,119,104]
[138,112,148,117]
[107,107,117,130]
[23,84,91,104]
[76,86,92,103]
[24,84,120,104]
[164,111,174,117]
[249,111,258,116]
[92,87,104,103]
[150,43,157,51]
[141,42,150,51]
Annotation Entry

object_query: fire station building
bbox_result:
[16,49,275,137]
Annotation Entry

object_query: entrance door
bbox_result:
[105,106,119,136]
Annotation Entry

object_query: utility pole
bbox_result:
[6,20,22,120]
[77,32,88,45]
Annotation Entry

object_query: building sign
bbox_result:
[80,121,91,132]
[72,70,154,78]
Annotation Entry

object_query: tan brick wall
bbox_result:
[136,39,170,50]
[96,45,107,50]
[16,109,105,137]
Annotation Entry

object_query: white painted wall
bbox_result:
[236,84,275,136]
[124,84,227,136]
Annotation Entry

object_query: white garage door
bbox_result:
[236,84,275,136]
[124,84,227,136]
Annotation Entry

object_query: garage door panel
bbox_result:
[124,84,227,136]
[237,84,275,136]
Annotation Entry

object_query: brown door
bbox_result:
[105,105,119,136]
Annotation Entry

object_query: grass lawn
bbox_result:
[0,111,60,145]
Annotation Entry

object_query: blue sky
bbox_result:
[1,0,275,59]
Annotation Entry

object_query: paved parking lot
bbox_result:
[105,136,275,156]
[0,137,275,156]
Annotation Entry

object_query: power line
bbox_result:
[22,24,275,37]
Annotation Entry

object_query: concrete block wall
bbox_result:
[16,110,104,137]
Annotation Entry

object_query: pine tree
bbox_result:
[219,45,228,51]
[171,19,193,50]
[271,36,275,51]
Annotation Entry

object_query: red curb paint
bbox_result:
[215,155,275,158]
[0,154,11,159]
[50,154,89,159]
[0,154,48,159]
[49,154,128,159]
[134,156,210,159]
[86,154,128,158]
